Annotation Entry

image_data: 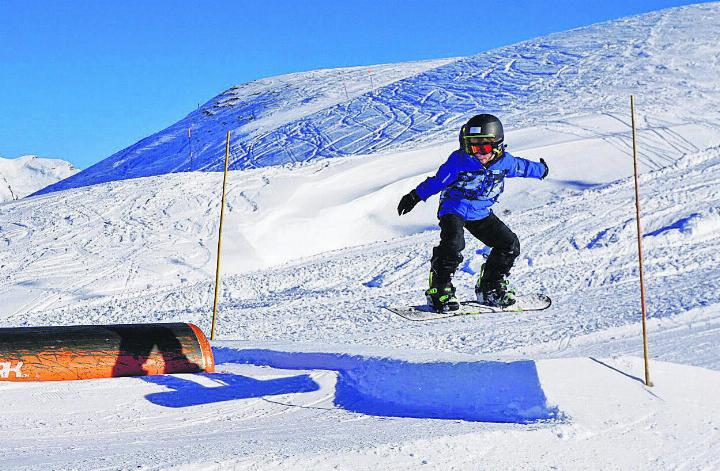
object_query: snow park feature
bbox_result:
[0,323,214,381]
[210,347,559,423]
[3,2,720,470]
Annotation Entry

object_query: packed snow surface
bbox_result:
[0,155,77,202]
[2,353,719,470]
[3,122,720,469]
[2,3,720,470]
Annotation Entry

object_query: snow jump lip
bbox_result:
[210,348,559,423]
[0,323,215,382]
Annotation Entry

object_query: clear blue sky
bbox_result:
[0,0,702,169]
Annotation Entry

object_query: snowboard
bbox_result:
[385,294,551,321]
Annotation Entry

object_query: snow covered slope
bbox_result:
[5,97,720,471]
[2,353,718,470]
[5,134,720,364]
[0,155,77,202]
[34,2,720,195]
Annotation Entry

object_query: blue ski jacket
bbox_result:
[415,150,546,221]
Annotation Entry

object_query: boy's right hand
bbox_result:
[397,190,421,215]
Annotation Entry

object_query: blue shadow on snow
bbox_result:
[142,348,560,423]
[149,347,561,423]
[644,213,700,238]
[142,371,320,407]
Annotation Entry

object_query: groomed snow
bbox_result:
[1,352,718,470]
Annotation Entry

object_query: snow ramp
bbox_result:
[168,347,559,423]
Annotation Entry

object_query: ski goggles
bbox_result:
[466,138,501,155]
[469,142,495,155]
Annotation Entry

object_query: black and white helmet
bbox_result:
[459,114,505,155]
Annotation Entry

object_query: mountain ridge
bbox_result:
[0,155,77,202]
[34,2,720,196]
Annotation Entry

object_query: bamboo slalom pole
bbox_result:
[210,131,231,340]
[630,96,653,387]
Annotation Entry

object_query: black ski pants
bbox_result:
[430,213,520,286]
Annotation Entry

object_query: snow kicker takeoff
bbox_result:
[397,114,549,313]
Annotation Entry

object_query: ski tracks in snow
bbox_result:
[4,143,720,369]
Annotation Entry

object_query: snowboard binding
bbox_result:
[425,285,460,312]
[476,264,516,308]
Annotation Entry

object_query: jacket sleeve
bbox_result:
[415,153,460,201]
[506,153,546,179]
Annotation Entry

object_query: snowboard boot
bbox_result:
[425,270,460,312]
[425,284,460,312]
[475,264,516,308]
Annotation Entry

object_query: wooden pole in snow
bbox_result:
[631,96,653,387]
[188,126,193,170]
[210,131,231,340]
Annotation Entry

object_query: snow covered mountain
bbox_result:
[3,3,720,470]
[34,2,720,196]
[0,155,77,202]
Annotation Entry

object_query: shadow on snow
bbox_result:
[142,372,320,408]
[142,347,560,424]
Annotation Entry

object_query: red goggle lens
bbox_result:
[470,143,494,155]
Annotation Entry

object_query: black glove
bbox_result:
[397,189,421,216]
[540,158,549,179]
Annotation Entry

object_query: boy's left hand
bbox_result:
[540,158,549,179]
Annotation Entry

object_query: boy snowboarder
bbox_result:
[397,114,548,312]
